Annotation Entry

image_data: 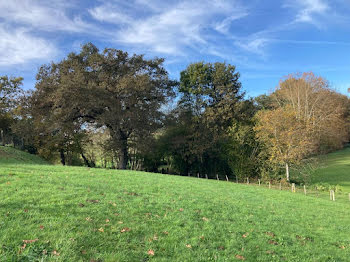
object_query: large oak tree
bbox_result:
[32,43,175,169]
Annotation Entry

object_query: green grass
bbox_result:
[311,146,350,191]
[0,146,48,165]
[1,147,350,261]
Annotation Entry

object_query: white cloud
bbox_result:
[0,26,56,67]
[0,0,93,33]
[285,0,329,26]
[89,0,247,55]
[235,38,269,56]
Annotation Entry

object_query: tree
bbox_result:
[159,62,246,177]
[33,43,176,169]
[255,72,349,181]
[0,76,23,146]
[272,72,349,152]
[255,106,315,181]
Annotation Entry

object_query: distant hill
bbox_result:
[0,146,47,165]
[311,146,350,191]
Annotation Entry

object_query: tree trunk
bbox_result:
[60,149,66,166]
[118,136,128,169]
[1,129,5,146]
[81,153,91,167]
[285,162,290,181]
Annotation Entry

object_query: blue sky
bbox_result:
[0,0,350,97]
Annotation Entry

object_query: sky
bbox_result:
[0,0,350,97]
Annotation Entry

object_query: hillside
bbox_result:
[311,146,350,191]
[0,146,47,165]
[1,149,350,261]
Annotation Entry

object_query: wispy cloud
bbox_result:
[0,0,93,33]
[0,25,56,66]
[284,0,329,27]
[89,0,247,55]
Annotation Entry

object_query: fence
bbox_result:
[192,173,350,204]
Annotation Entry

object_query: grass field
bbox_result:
[311,146,350,191]
[1,146,350,261]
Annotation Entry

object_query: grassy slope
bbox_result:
[0,146,47,165]
[1,148,350,261]
[311,146,350,191]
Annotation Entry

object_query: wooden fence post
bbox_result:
[236,177,238,183]
[291,183,296,193]
[246,177,249,184]
[269,181,271,189]
[303,185,306,195]
[225,175,229,182]
[216,174,219,181]
[279,182,282,190]
[205,174,208,179]
[197,173,199,178]
[258,179,261,186]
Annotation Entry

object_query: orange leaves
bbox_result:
[39,225,44,230]
[120,227,130,233]
[98,227,104,233]
[52,250,60,256]
[147,249,155,256]
[179,208,184,212]
[20,239,39,253]
[235,254,245,260]
[23,239,39,244]
[242,233,249,238]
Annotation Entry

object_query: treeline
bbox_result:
[1,43,349,182]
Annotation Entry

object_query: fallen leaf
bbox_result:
[242,233,249,238]
[118,221,123,224]
[179,208,184,212]
[218,246,225,250]
[42,249,48,255]
[52,250,60,256]
[81,250,87,254]
[79,203,85,207]
[340,246,346,249]
[23,239,39,244]
[114,213,119,216]
[106,219,110,223]
[235,254,245,260]
[98,227,104,232]
[86,199,99,203]
[21,244,26,250]
[39,225,44,230]
[120,227,130,233]
[163,231,169,235]
[153,235,158,240]
[265,232,275,237]
[199,235,205,240]
[24,209,28,213]
[147,249,155,256]
[268,240,278,245]
[202,217,209,221]
[186,244,192,248]
[86,217,92,221]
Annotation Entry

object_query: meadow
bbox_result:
[1,146,350,261]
